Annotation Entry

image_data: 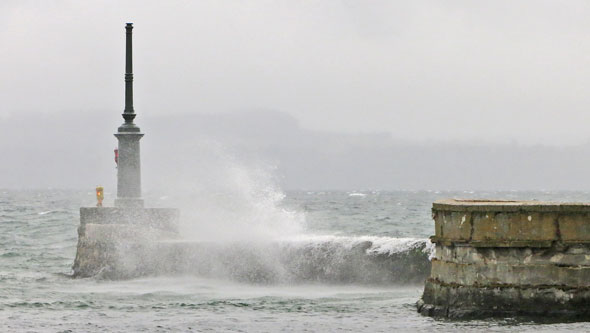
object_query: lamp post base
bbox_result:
[114,197,144,208]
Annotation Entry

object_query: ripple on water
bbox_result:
[3,190,590,332]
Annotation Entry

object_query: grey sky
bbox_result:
[3,1,590,145]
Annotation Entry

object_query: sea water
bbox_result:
[1,189,590,332]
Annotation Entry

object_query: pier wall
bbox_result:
[72,207,179,278]
[418,199,590,318]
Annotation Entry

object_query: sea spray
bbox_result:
[102,236,432,284]
[89,144,433,283]
[149,141,306,242]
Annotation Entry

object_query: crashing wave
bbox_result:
[348,192,367,197]
[96,235,433,284]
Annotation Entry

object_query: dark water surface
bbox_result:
[1,189,590,332]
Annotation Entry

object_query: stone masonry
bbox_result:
[417,199,590,319]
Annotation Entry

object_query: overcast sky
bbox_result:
[3,0,590,145]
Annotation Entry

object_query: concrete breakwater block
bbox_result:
[73,235,432,284]
[72,207,180,278]
[417,199,590,319]
[72,207,432,283]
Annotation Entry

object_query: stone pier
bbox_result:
[417,199,590,319]
[73,207,179,278]
[72,23,179,278]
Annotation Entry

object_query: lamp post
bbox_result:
[114,23,144,208]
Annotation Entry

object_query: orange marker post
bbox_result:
[96,186,104,207]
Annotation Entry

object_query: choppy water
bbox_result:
[2,189,590,332]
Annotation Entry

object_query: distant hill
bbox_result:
[1,110,590,191]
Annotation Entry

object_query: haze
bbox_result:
[2,1,590,190]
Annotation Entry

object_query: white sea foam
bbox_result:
[281,234,433,256]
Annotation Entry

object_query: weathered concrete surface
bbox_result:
[418,199,590,319]
[72,207,179,278]
[78,207,178,233]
